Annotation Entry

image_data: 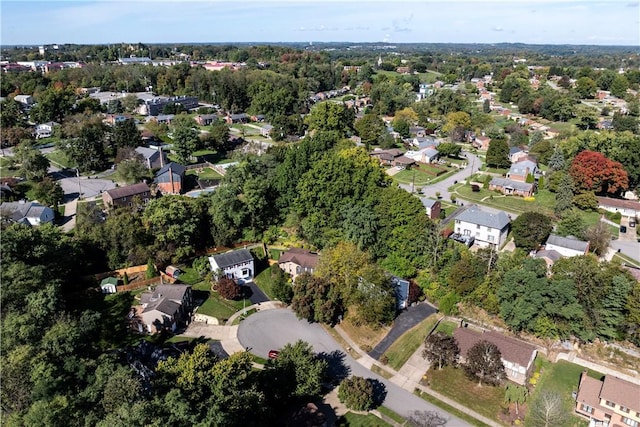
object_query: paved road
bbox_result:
[368,303,437,360]
[238,308,471,425]
[399,151,481,201]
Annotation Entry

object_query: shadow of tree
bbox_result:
[317,350,351,388]
[369,378,387,408]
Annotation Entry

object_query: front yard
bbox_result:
[382,314,439,371]
[393,163,454,186]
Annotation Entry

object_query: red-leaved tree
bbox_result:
[215,278,242,300]
[569,150,628,195]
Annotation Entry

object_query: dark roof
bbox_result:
[453,328,537,368]
[279,248,319,269]
[456,205,510,230]
[597,196,640,211]
[143,298,181,316]
[156,162,186,177]
[421,198,439,209]
[490,177,534,192]
[211,249,253,269]
[140,284,190,305]
[394,155,415,165]
[105,182,150,200]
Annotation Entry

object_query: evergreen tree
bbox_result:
[485,138,510,168]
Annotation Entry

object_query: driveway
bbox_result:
[238,308,471,425]
[243,281,270,304]
[368,303,437,360]
[420,151,481,201]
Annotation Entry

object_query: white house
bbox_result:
[35,121,59,139]
[544,234,589,257]
[0,201,55,226]
[208,249,254,284]
[14,95,34,106]
[405,147,439,164]
[597,196,640,219]
[454,205,511,248]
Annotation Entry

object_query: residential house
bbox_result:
[103,114,130,126]
[544,234,590,257]
[411,136,438,149]
[251,114,265,122]
[575,373,640,427]
[137,95,199,116]
[0,201,55,226]
[453,328,538,385]
[416,84,435,101]
[369,149,415,168]
[405,147,439,164]
[507,158,539,182]
[454,205,511,248]
[473,135,491,150]
[208,249,254,284]
[135,146,167,169]
[278,248,320,281]
[225,113,249,124]
[489,177,535,197]
[509,146,529,163]
[154,162,186,194]
[102,182,151,209]
[35,121,59,139]
[391,276,410,310]
[153,114,174,125]
[597,197,640,219]
[140,284,193,333]
[100,277,118,294]
[260,124,274,138]
[194,114,218,126]
[409,126,427,137]
[14,94,34,106]
[420,198,441,220]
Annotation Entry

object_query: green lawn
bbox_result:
[434,320,457,336]
[383,315,439,371]
[186,167,223,180]
[377,407,406,425]
[336,412,391,427]
[45,150,75,169]
[414,389,490,427]
[525,358,600,427]
[427,366,505,422]
[453,184,555,216]
[370,364,394,379]
[0,157,18,178]
[196,293,252,322]
[394,164,451,186]
[253,267,278,300]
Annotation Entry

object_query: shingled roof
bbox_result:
[210,249,253,269]
[546,234,589,253]
[600,375,640,411]
[453,328,537,368]
[278,248,319,270]
[104,182,150,200]
[456,205,510,230]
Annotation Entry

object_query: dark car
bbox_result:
[620,225,627,234]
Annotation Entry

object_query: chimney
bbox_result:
[168,164,175,194]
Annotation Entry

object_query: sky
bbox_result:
[1,0,639,46]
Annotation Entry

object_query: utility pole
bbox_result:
[76,168,82,200]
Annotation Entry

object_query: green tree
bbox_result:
[110,118,142,150]
[556,209,586,238]
[554,172,575,216]
[13,143,50,181]
[511,211,553,252]
[30,87,75,123]
[145,259,157,279]
[437,142,462,158]
[338,376,382,411]
[422,332,460,370]
[392,116,410,138]
[463,340,506,386]
[485,138,510,168]
[170,114,199,164]
[354,113,385,149]
[116,158,148,184]
[610,74,629,98]
[504,384,528,416]
[33,177,64,209]
[575,77,597,99]
[305,102,354,137]
[61,115,109,172]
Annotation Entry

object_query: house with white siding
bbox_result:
[454,205,510,248]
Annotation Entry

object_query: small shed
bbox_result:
[100,277,119,294]
[165,266,182,279]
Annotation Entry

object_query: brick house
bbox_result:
[278,248,320,281]
[102,182,151,209]
[154,162,186,194]
[420,198,442,220]
[575,373,640,427]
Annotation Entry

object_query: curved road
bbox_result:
[238,308,471,426]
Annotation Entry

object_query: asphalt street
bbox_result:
[238,308,471,425]
[368,303,437,360]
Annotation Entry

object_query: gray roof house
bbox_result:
[544,234,589,257]
[0,201,55,226]
[208,249,254,284]
[507,159,539,182]
[140,284,193,334]
[454,205,511,248]
[489,177,535,197]
[135,146,168,169]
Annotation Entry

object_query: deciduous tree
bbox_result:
[527,391,568,427]
[569,150,628,195]
[422,332,460,370]
[463,340,506,386]
[171,114,199,164]
[485,138,510,168]
[215,277,242,300]
[511,211,553,252]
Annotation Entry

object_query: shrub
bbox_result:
[338,377,386,411]
[471,184,480,192]
[145,259,157,279]
[215,278,242,300]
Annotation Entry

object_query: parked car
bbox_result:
[620,225,627,234]
[268,350,280,359]
[630,220,636,228]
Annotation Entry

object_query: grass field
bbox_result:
[427,366,505,422]
[415,389,490,427]
[394,164,452,186]
[525,358,599,427]
[45,150,75,169]
[383,315,439,371]
[453,184,556,216]
[253,267,278,300]
[433,320,457,336]
[340,316,390,351]
[336,412,391,427]
[186,167,223,180]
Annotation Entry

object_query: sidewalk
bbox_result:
[333,324,502,427]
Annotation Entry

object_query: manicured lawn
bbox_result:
[394,164,451,186]
[45,150,75,168]
[336,412,391,427]
[434,320,457,336]
[191,149,217,157]
[415,389,490,427]
[453,184,555,216]
[186,167,223,180]
[525,358,601,427]
[196,293,251,322]
[377,406,406,425]
[383,315,439,371]
[427,366,505,422]
[253,267,278,300]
